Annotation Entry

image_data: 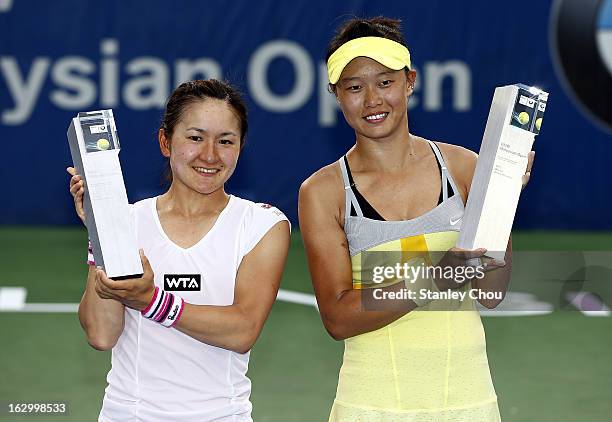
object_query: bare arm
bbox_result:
[78,266,125,350]
[67,167,125,350]
[95,221,290,354]
[299,169,418,341]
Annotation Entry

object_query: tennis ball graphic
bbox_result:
[518,111,530,125]
[97,138,110,150]
[535,117,542,131]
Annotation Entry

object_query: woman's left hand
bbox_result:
[94,250,156,311]
[522,150,535,190]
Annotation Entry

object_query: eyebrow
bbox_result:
[186,127,238,137]
[186,127,206,133]
[339,70,397,83]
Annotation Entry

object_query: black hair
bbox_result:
[326,16,408,62]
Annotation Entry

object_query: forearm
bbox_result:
[321,282,418,340]
[173,303,263,354]
[78,266,125,350]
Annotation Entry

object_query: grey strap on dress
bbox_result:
[427,140,460,201]
[338,157,364,218]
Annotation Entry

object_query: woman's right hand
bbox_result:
[434,247,505,291]
[67,167,86,224]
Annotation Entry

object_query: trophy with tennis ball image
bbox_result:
[458,84,548,261]
[67,109,143,279]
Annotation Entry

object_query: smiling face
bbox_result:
[159,99,241,196]
[335,57,416,142]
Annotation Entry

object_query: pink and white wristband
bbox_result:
[141,286,185,327]
[87,240,96,266]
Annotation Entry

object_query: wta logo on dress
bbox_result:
[164,274,202,291]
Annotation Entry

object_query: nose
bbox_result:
[364,85,382,108]
[199,140,219,163]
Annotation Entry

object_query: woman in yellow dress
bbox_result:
[298,17,533,421]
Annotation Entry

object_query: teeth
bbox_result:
[366,113,387,121]
[194,167,219,174]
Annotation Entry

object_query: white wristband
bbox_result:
[161,295,184,327]
[141,287,164,319]
[141,287,185,328]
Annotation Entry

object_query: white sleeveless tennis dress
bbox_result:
[97,195,288,422]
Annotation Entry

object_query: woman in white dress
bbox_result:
[68,79,290,422]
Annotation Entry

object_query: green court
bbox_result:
[1,228,611,421]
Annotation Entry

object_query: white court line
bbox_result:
[278,291,556,317]
[0,287,606,317]
[276,289,318,309]
[0,288,312,313]
[478,310,552,317]
[20,303,79,313]
[475,292,554,317]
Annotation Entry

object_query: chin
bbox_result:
[361,129,394,140]
[367,123,404,140]
[195,183,225,196]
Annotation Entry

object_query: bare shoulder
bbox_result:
[299,161,343,203]
[434,141,478,200]
[435,141,478,164]
[299,161,345,224]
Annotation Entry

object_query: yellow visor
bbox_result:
[327,36,411,84]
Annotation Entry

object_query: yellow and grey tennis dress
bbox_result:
[329,141,501,422]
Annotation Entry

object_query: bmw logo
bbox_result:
[551,0,612,131]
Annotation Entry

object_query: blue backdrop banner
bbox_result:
[1,0,610,228]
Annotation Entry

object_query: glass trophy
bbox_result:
[67,110,143,279]
[458,84,548,261]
